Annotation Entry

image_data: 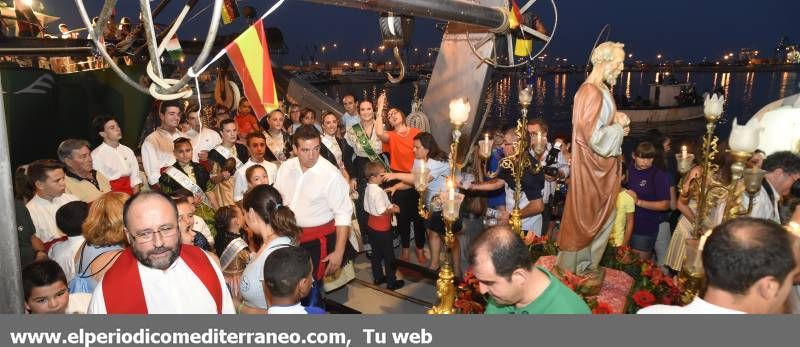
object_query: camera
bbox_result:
[541,140,562,178]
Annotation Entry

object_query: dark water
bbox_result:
[318,70,799,150]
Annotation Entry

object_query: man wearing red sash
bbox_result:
[91,116,141,196]
[274,125,354,307]
[87,192,234,314]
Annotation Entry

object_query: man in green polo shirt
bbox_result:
[469,226,590,314]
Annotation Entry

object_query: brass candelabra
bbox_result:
[489,86,540,237]
[427,98,469,314]
[675,94,764,302]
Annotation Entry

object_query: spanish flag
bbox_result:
[226,19,278,117]
[221,0,240,25]
[508,1,523,29]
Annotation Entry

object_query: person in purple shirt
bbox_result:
[626,142,671,260]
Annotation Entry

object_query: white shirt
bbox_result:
[240,236,292,310]
[26,193,79,242]
[746,179,781,223]
[48,235,85,282]
[532,144,570,204]
[67,293,92,314]
[193,215,215,247]
[637,297,745,314]
[504,182,543,235]
[91,142,142,187]
[364,183,391,216]
[267,303,310,314]
[187,127,222,163]
[342,112,360,130]
[274,157,353,227]
[87,252,235,314]
[141,128,187,185]
[233,159,279,201]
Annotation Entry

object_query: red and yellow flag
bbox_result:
[509,1,523,29]
[221,0,240,25]
[226,19,278,118]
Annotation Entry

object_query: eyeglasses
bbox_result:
[131,225,178,244]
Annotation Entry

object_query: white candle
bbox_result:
[448,179,455,201]
[484,133,489,144]
[681,145,688,159]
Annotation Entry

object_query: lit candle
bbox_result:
[448,98,470,126]
[484,133,489,144]
[448,178,455,201]
[681,145,688,159]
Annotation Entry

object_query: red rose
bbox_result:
[632,290,657,307]
[592,302,613,314]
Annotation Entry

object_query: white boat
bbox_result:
[620,83,704,123]
[337,69,389,84]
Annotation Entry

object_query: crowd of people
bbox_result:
[12,88,800,315]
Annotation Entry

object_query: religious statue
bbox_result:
[556,41,630,277]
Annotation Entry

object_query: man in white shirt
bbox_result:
[49,201,89,282]
[274,125,353,305]
[141,100,187,188]
[185,104,222,163]
[25,160,79,248]
[639,217,800,314]
[233,132,278,201]
[341,94,360,130]
[747,151,800,223]
[91,116,141,195]
[58,139,111,203]
[88,191,235,314]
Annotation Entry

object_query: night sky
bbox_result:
[38,0,800,64]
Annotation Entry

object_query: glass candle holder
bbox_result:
[676,153,695,174]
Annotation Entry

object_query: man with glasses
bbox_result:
[748,151,800,223]
[288,104,303,135]
[88,192,234,314]
[466,128,545,236]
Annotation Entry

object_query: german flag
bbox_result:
[226,19,278,117]
[221,0,240,25]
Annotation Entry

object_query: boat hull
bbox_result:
[621,105,704,123]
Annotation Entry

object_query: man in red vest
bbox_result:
[87,192,235,314]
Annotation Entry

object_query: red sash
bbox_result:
[43,236,68,253]
[102,246,223,314]
[299,220,336,280]
[108,176,133,195]
[367,214,391,232]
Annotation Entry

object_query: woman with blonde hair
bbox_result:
[74,192,129,291]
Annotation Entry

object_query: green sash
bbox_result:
[352,123,391,172]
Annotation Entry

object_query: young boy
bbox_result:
[23,259,89,314]
[363,161,404,290]
[91,116,142,195]
[263,246,325,314]
[25,160,79,252]
[611,164,635,247]
[159,137,211,196]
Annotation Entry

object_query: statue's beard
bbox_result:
[604,68,618,88]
